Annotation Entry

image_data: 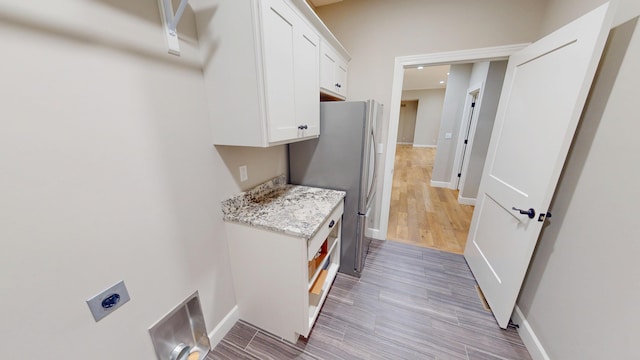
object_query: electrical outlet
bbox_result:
[239,165,248,182]
[444,132,453,139]
[86,280,130,322]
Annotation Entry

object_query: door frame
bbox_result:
[377,44,529,240]
[452,85,482,193]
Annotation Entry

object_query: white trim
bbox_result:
[457,196,476,206]
[378,43,529,240]
[512,305,550,360]
[412,144,437,148]
[396,141,414,145]
[430,180,453,189]
[208,305,240,348]
[451,83,483,190]
[366,227,384,240]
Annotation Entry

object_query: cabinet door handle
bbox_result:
[298,124,308,130]
[335,83,341,88]
[328,220,335,228]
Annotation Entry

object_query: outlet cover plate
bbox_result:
[86,280,130,322]
[239,165,248,182]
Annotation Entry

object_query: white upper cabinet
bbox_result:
[196,0,320,147]
[320,41,348,99]
[293,21,321,138]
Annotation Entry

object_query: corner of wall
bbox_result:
[208,305,240,348]
[512,306,551,360]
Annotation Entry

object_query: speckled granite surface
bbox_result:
[222,175,345,239]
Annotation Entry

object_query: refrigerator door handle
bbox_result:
[366,129,378,208]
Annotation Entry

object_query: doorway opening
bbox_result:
[378,45,525,254]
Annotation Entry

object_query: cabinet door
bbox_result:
[262,0,298,143]
[320,42,348,99]
[294,21,320,137]
[335,58,348,97]
[320,43,336,92]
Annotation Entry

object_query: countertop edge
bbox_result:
[223,195,345,240]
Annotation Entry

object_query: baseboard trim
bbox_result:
[367,228,384,240]
[513,305,550,360]
[458,196,476,206]
[208,305,239,348]
[412,144,437,148]
[430,180,452,189]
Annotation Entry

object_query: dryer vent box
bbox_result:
[148,291,211,360]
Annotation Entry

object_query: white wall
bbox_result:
[402,89,446,147]
[540,0,640,35]
[516,4,640,360]
[0,1,285,358]
[459,60,507,200]
[315,0,549,231]
[431,64,472,184]
[468,61,490,89]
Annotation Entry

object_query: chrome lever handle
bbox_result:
[512,207,536,219]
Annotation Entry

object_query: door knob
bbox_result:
[512,207,535,219]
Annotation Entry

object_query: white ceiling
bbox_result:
[403,65,451,91]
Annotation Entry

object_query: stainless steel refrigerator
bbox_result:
[289,100,382,277]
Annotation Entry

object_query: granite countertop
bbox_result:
[221,175,346,239]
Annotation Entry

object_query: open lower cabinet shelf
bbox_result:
[307,225,341,328]
[225,201,344,343]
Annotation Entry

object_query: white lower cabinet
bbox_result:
[225,202,343,343]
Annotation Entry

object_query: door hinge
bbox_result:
[457,173,461,178]
[471,102,476,107]
[464,139,468,144]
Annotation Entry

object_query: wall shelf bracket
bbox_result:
[158,0,189,56]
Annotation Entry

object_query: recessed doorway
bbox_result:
[380,46,516,254]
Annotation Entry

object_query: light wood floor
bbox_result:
[386,145,474,254]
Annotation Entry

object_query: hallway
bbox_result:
[386,145,474,254]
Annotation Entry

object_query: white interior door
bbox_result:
[464,3,614,328]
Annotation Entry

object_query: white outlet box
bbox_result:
[239,165,248,182]
[444,132,453,139]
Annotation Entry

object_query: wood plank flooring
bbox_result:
[386,145,474,254]
[208,240,531,360]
